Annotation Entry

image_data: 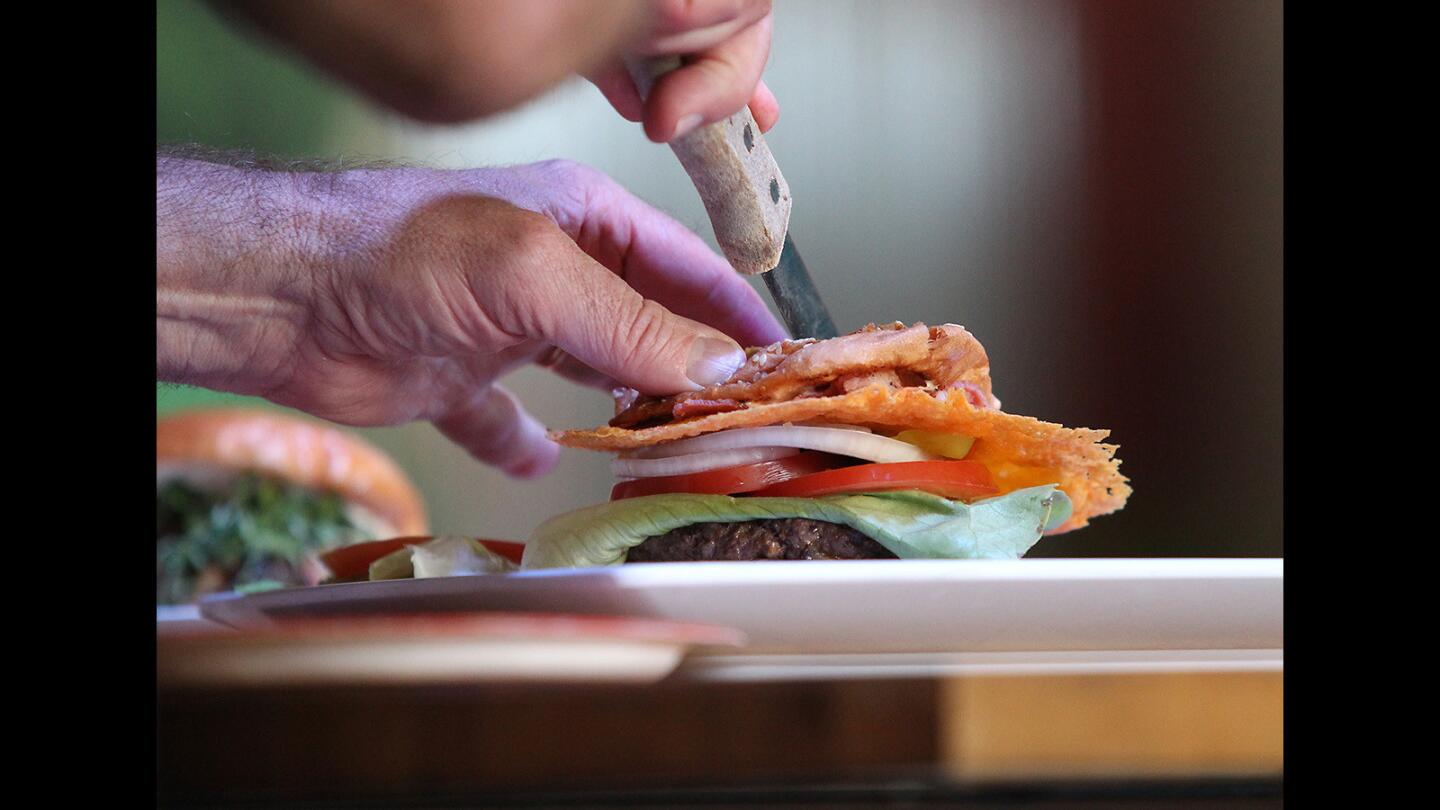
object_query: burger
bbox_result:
[522,322,1129,568]
[156,409,427,603]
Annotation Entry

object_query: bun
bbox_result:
[156,409,427,535]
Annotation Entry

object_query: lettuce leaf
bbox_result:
[522,485,1071,569]
[369,536,519,580]
[156,472,367,604]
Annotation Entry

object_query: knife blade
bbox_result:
[763,234,837,339]
[624,56,838,339]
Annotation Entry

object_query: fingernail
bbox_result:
[673,113,704,140]
[686,337,745,387]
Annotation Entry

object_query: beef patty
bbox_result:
[626,519,898,562]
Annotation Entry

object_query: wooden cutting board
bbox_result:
[159,670,1281,801]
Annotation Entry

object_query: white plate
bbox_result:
[157,604,231,634]
[201,559,1282,676]
[159,613,743,687]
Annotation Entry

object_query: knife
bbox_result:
[624,56,838,340]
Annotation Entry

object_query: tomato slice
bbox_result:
[318,536,526,581]
[610,452,845,500]
[746,460,998,501]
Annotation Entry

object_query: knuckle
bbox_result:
[540,158,611,192]
[652,0,696,32]
[529,159,620,224]
[614,298,681,370]
[701,53,746,88]
[501,206,561,250]
[530,157,579,181]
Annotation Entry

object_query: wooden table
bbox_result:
[157,669,1282,806]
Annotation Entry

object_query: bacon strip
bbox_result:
[609,397,672,428]
[672,398,744,419]
[607,322,999,428]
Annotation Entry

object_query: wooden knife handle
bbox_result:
[625,56,792,276]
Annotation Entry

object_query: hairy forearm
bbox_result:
[156,153,333,393]
[155,150,529,395]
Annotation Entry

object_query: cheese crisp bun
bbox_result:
[524,323,1129,569]
[156,409,427,603]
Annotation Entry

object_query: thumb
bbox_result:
[516,247,748,396]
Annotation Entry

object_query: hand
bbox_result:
[210,0,654,123]
[211,1,777,138]
[587,0,780,142]
[157,154,786,477]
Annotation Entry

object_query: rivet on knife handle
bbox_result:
[624,56,791,276]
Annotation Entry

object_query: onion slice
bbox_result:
[625,426,940,464]
[612,446,800,479]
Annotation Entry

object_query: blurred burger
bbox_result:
[156,409,426,603]
[524,322,1130,568]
